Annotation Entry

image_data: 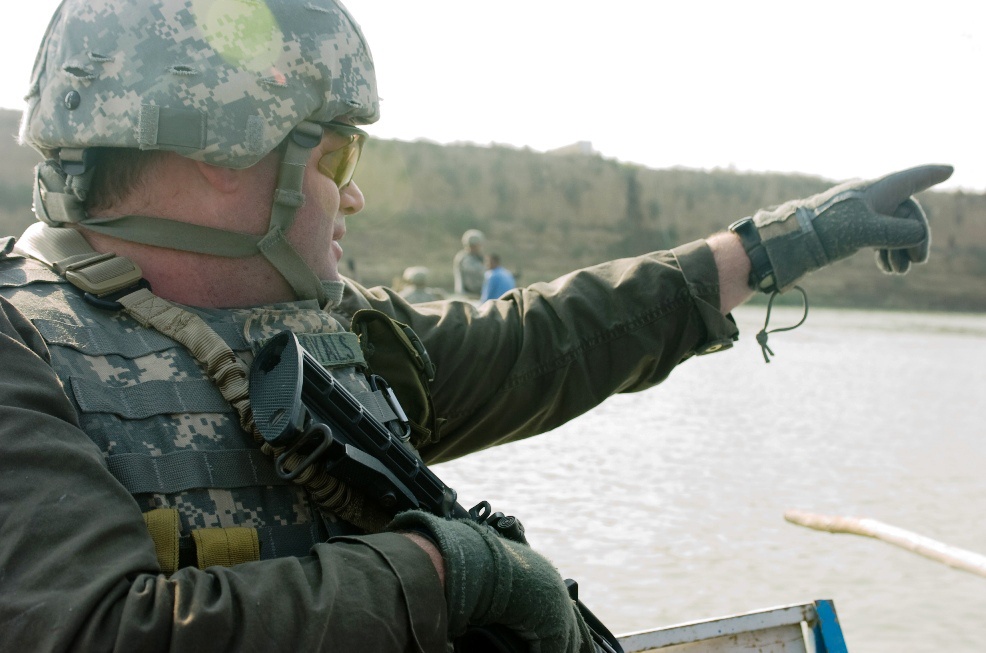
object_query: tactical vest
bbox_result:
[0,236,419,571]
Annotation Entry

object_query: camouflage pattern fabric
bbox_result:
[0,251,378,562]
[21,0,378,168]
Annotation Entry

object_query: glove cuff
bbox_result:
[752,206,831,292]
[388,511,501,637]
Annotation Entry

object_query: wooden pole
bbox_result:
[784,510,986,579]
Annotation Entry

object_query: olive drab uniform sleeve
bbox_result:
[0,295,447,653]
[337,240,738,463]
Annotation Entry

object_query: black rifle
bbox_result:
[249,330,623,653]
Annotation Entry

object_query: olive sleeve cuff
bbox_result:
[330,532,449,653]
[671,239,739,355]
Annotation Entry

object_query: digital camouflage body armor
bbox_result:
[0,242,401,568]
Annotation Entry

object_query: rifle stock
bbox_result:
[250,330,622,653]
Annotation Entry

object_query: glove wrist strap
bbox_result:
[729,217,777,293]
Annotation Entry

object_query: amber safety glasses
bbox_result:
[317,122,368,189]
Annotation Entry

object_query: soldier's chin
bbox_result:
[320,262,342,282]
[311,245,342,282]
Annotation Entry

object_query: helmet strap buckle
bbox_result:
[58,147,94,176]
[57,148,97,203]
[290,121,324,149]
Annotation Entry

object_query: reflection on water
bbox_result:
[435,305,986,652]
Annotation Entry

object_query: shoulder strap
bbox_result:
[13,222,143,296]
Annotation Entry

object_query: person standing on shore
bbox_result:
[480,253,516,302]
[453,228,486,297]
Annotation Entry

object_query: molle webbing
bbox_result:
[32,315,246,358]
[72,378,229,418]
[109,449,289,495]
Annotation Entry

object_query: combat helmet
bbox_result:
[462,229,485,248]
[402,265,429,287]
[20,0,378,306]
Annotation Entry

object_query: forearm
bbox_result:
[403,532,446,587]
[707,230,755,314]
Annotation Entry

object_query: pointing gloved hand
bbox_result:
[738,164,953,292]
[389,510,594,653]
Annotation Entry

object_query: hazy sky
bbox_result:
[3,1,982,191]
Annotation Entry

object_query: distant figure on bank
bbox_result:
[480,253,517,302]
[398,266,447,304]
[452,229,486,296]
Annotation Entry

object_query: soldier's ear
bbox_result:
[194,160,241,194]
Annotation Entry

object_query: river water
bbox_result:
[434,305,986,652]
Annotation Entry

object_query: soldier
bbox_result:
[0,0,951,651]
[453,228,487,296]
[399,266,447,303]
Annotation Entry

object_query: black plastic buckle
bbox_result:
[83,278,152,311]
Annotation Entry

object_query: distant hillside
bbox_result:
[2,108,984,311]
[0,110,41,238]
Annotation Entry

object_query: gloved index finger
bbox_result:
[864,164,954,214]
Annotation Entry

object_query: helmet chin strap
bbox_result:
[34,121,344,309]
[255,120,340,308]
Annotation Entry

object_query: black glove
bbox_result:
[389,511,594,653]
[740,164,953,292]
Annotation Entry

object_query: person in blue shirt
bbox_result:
[480,253,517,302]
